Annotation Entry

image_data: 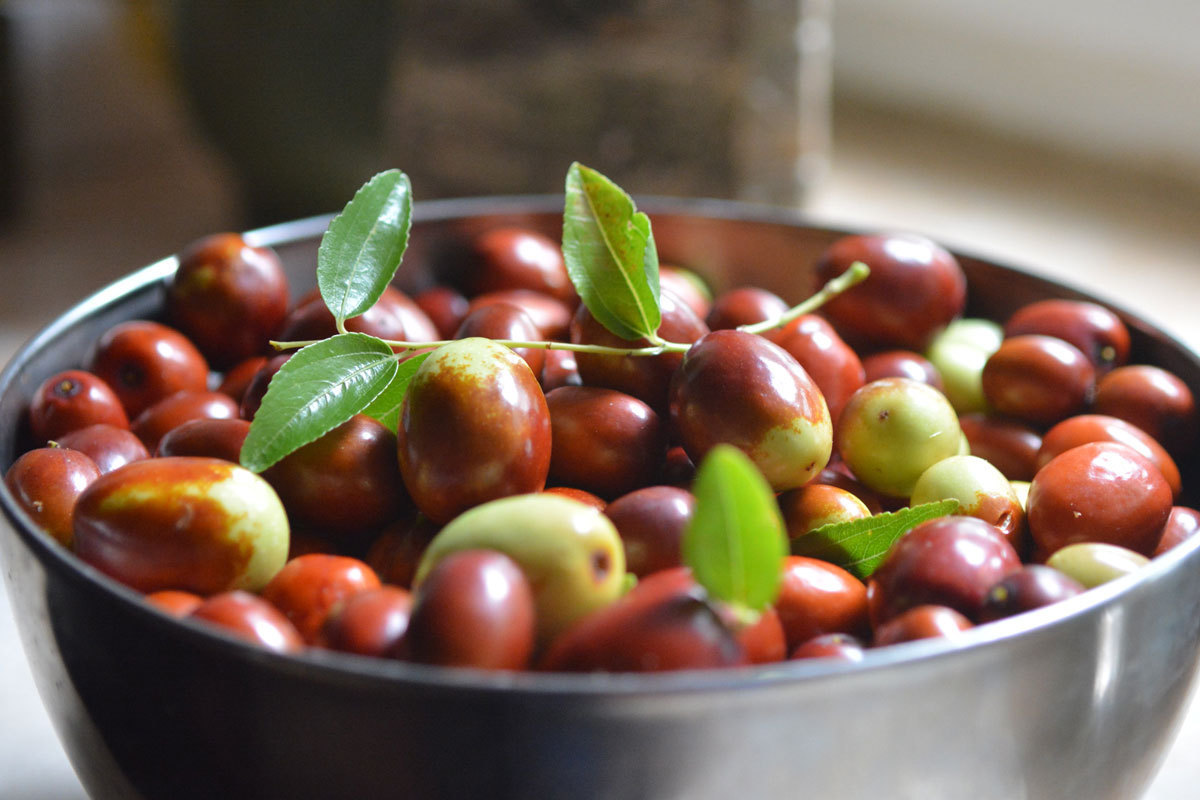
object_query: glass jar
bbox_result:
[163,0,831,221]
[386,0,832,205]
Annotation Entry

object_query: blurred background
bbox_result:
[1,0,1198,349]
[2,1,1199,797]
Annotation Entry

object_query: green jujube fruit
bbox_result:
[1046,542,1149,588]
[836,377,963,498]
[414,493,626,641]
[925,318,1003,414]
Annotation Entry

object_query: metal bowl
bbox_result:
[3,198,1199,800]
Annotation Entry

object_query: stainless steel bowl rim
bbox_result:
[4,194,1199,698]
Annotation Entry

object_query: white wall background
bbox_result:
[832,0,1200,185]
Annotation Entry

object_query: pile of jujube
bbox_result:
[5,224,1198,673]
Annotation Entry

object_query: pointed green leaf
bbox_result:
[562,162,661,341]
[240,333,399,472]
[683,445,788,614]
[792,499,961,580]
[317,169,412,325]
[361,351,431,432]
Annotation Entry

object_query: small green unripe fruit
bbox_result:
[932,318,1004,353]
[415,493,626,641]
[925,318,1002,415]
[910,454,1025,544]
[1046,542,1149,588]
[836,378,962,498]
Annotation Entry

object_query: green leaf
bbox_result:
[317,169,412,326]
[361,351,431,432]
[683,445,788,615]
[792,499,961,580]
[240,333,400,472]
[562,162,661,341]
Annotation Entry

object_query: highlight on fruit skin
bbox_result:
[71,456,289,596]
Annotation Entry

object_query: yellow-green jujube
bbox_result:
[415,493,626,641]
[910,454,1026,544]
[836,377,962,498]
[925,318,1003,415]
[1046,542,1149,588]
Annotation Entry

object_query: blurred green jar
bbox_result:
[152,0,830,223]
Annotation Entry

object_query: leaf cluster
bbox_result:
[237,162,935,620]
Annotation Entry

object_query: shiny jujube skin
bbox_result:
[404,550,536,671]
[29,369,130,441]
[414,494,625,643]
[239,353,291,420]
[658,265,713,321]
[542,486,606,511]
[1037,414,1181,499]
[168,233,291,369]
[809,465,886,515]
[909,455,1027,550]
[771,314,865,424]
[867,516,1021,626]
[815,232,967,351]
[321,585,413,658]
[1154,506,1200,556]
[278,286,439,350]
[726,604,787,665]
[669,329,832,492]
[454,301,546,376]
[546,386,667,499]
[603,485,695,578]
[778,483,871,541]
[540,348,582,392]
[774,555,870,650]
[144,589,204,617]
[216,356,270,406]
[398,338,551,524]
[861,350,944,393]
[1027,441,1173,558]
[88,320,210,419]
[131,390,240,452]
[705,286,788,331]
[365,516,440,589]
[467,227,575,303]
[539,567,745,673]
[835,377,962,499]
[414,285,470,339]
[261,553,382,645]
[570,288,709,413]
[958,413,1042,482]
[467,289,573,342]
[977,565,1084,623]
[266,414,408,540]
[72,456,289,595]
[659,445,697,488]
[1003,299,1130,377]
[1092,365,1198,457]
[1046,542,1150,588]
[4,446,101,547]
[790,632,865,662]
[156,417,252,464]
[189,590,304,654]
[54,423,149,475]
[981,335,1095,426]
[872,605,973,646]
